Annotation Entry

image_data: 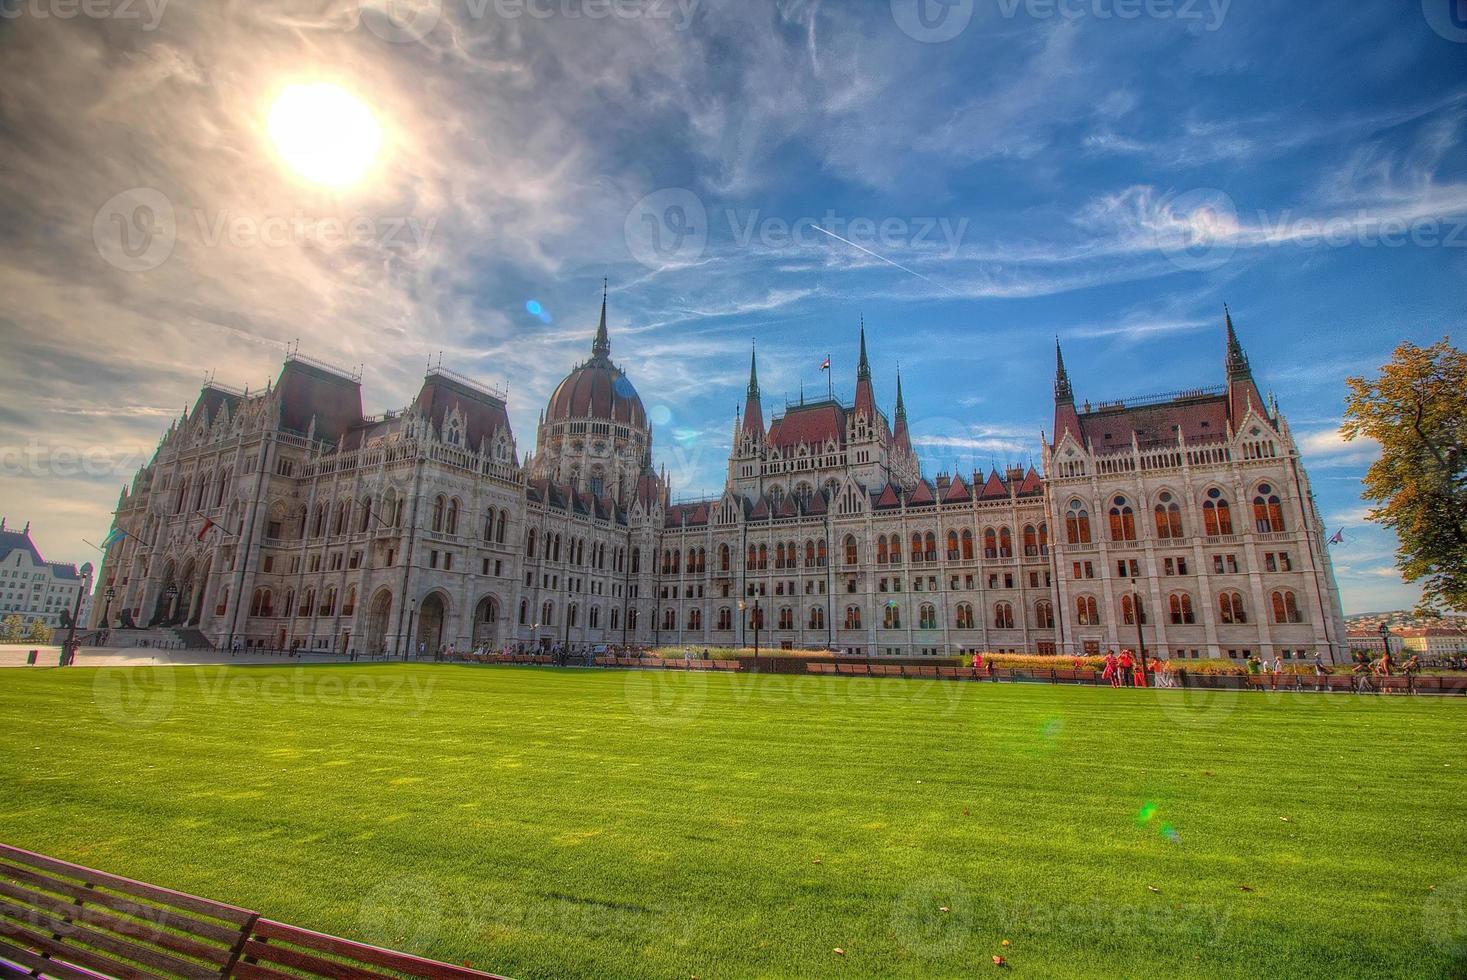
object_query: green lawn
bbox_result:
[1,665,1464,979]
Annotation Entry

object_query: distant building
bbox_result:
[0,519,90,631]
[1395,626,1467,658]
[1345,630,1387,656]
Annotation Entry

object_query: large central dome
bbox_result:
[544,292,647,430]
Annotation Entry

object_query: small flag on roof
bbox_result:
[101,527,128,550]
[1328,528,1345,546]
[197,518,217,541]
[820,357,830,371]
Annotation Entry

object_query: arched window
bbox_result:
[1066,501,1091,544]
[214,587,229,617]
[804,540,816,567]
[947,531,960,561]
[299,588,315,618]
[322,588,337,616]
[844,535,858,566]
[312,504,326,538]
[1022,524,1038,557]
[358,499,372,534]
[688,608,702,630]
[526,528,537,558]
[542,600,554,625]
[590,606,600,629]
[845,605,862,630]
[1218,591,1247,624]
[1271,590,1302,624]
[924,532,937,562]
[774,543,786,570]
[998,527,1013,558]
[961,529,975,560]
[919,603,937,629]
[631,547,640,574]
[342,587,356,616]
[1203,488,1233,536]
[876,536,888,564]
[250,589,267,617]
[1121,594,1146,626]
[1154,491,1183,538]
[484,511,496,541]
[1034,599,1054,629]
[883,603,902,629]
[1109,496,1137,541]
[910,533,923,563]
[445,499,459,536]
[1168,592,1196,625]
[519,599,529,625]
[1253,484,1285,533]
[1076,595,1099,626]
[983,528,997,560]
[496,510,507,544]
[809,606,825,630]
[817,540,827,566]
[628,608,638,631]
[888,534,902,565]
[778,606,794,630]
[281,589,294,618]
[955,603,975,629]
[993,602,1014,630]
[717,607,732,631]
[1038,522,1049,556]
[758,543,768,569]
[431,495,445,533]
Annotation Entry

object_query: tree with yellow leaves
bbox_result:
[1342,339,1466,613]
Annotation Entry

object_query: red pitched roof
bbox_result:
[942,475,971,503]
[907,480,936,506]
[767,402,846,451]
[1079,394,1230,451]
[1017,467,1043,496]
[979,470,1008,499]
[874,483,902,509]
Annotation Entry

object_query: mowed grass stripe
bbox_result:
[0,665,1462,978]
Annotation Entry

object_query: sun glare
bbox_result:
[267,83,382,188]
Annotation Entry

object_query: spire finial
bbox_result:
[895,367,907,420]
[592,282,611,360]
[857,318,871,381]
[1225,304,1250,379]
[747,341,760,398]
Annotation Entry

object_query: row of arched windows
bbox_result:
[1065,485,1287,545]
[1076,589,1304,627]
[171,467,234,516]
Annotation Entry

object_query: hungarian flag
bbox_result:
[197,518,216,541]
[820,357,830,371]
[101,527,128,550]
[1327,528,1345,546]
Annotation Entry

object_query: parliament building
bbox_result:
[90,292,1350,662]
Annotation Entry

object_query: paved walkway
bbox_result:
[0,646,360,669]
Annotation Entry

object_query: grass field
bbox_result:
[1,664,1464,978]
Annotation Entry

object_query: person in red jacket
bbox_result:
[1118,649,1135,687]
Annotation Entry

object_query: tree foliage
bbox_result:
[1342,339,1467,613]
[26,619,54,644]
[0,614,23,643]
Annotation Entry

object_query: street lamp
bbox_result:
[62,565,93,666]
[1129,578,1148,682]
[404,597,417,661]
[101,586,116,632]
[1378,621,1392,664]
[164,584,179,626]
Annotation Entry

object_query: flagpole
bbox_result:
[826,353,833,402]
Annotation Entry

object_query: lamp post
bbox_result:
[164,584,178,629]
[1129,577,1148,681]
[404,597,416,661]
[62,566,93,666]
[1378,621,1392,664]
[101,586,116,633]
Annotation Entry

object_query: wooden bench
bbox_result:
[806,663,836,674]
[0,844,506,980]
[835,664,866,675]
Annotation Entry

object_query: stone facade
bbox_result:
[91,298,1349,662]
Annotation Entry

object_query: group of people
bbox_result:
[1098,649,1177,688]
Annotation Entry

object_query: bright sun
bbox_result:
[267,83,382,188]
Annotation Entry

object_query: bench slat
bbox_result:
[0,898,218,980]
[0,863,243,946]
[0,936,115,980]
[0,879,233,966]
[251,920,503,979]
[0,917,165,980]
[232,959,302,980]
[0,847,254,927]
[241,938,397,980]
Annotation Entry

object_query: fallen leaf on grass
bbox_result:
[1147,885,1160,893]
[939,906,950,913]
[811,858,822,864]
[833,948,845,956]
[1279,816,1291,822]
[1001,939,1011,947]
[1238,885,1254,892]
[992,955,1007,967]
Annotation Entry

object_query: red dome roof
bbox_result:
[545,360,647,429]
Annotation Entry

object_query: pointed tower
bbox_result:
[1224,306,1266,425]
[742,344,765,439]
[592,278,611,362]
[892,369,911,454]
[854,318,877,419]
[1052,338,1083,446]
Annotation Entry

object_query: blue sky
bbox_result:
[0,0,1463,613]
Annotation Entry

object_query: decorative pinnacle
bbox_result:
[592,279,610,360]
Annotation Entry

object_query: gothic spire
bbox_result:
[746,343,760,398]
[857,317,871,381]
[1054,337,1074,403]
[742,342,765,439]
[895,368,907,422]
[592,279,611,361]
[1224,303,1250,380]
